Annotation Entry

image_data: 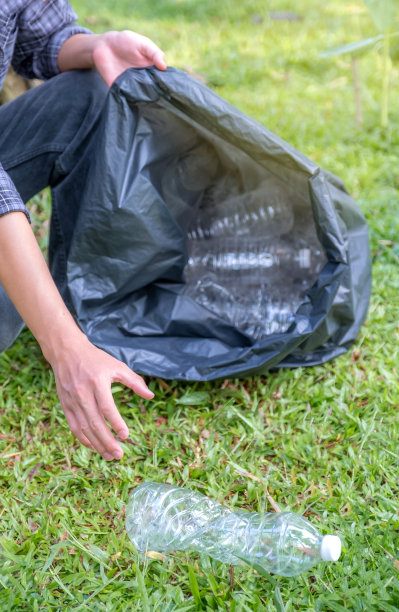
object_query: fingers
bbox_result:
[151,49,167,71]
[62,390,125,460]
[124,31,166,71]
[63,408,95,451]
[55,344,154,458]
[79,399,124,460]
[94,42,166,88]
[62,370,152,460]
[140,37,167,70]
[94,384,129,441]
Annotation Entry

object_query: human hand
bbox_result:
[0,212,153,461]
[49,334,154,460]
[92,30,167,87]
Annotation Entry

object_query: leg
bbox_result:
[0,69,109,311]
[0,69,108,201]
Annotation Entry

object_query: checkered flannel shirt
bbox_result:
[0,0,90,220]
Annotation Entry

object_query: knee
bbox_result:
[73,69,108,104]
[52,69,109,118]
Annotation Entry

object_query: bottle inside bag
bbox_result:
[188,177,294,240]
[184,171,327,338]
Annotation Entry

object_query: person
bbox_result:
[0,1,167,460]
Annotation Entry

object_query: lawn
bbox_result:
[1,0,399,610]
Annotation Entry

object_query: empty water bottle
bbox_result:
[161,142,221,228]
[126,482,341,577]
[183,234,325,338]
[184,276,298,338]
[188,177,294,240]
[182,167,327,339]
[185,237,322,279]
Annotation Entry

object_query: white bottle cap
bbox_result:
[320,535,342,561]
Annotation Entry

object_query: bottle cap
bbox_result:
[320,535,342,561]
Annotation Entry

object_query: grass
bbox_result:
[1,0,399,609]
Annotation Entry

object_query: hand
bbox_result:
[92,30,167,87]
[0,208,154,462]
[49,334,154,460]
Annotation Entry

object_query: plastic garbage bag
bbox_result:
[53,67,371,380]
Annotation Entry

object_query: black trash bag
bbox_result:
[55,67,371,381]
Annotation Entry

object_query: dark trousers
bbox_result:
[0,69,108,353]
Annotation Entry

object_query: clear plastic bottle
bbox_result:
[126,482,341,577]
[185,237,322,278]
[183,236,325,338]
[184,277,298,338]
[182,169,327,339]
[188,177,294,240]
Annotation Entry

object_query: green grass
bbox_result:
[1,0,399,609]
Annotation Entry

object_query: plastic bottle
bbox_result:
[183,235,325,338]
[126,482,341,577]
[185,237,322,278]
[161,142,221,228]
[184,276,298,338]
[187,177,294,240]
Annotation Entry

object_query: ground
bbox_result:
[0,1,398,610]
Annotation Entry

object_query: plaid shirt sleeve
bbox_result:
[0,163,30,221]
[12,0,91,81]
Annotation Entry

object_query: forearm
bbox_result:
[0,212,85,362]
[57,33,99,73]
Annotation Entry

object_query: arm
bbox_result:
[58,31,166,87]
[13,2,166,85]
[0,212,153,460]
[12,0,91,81]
